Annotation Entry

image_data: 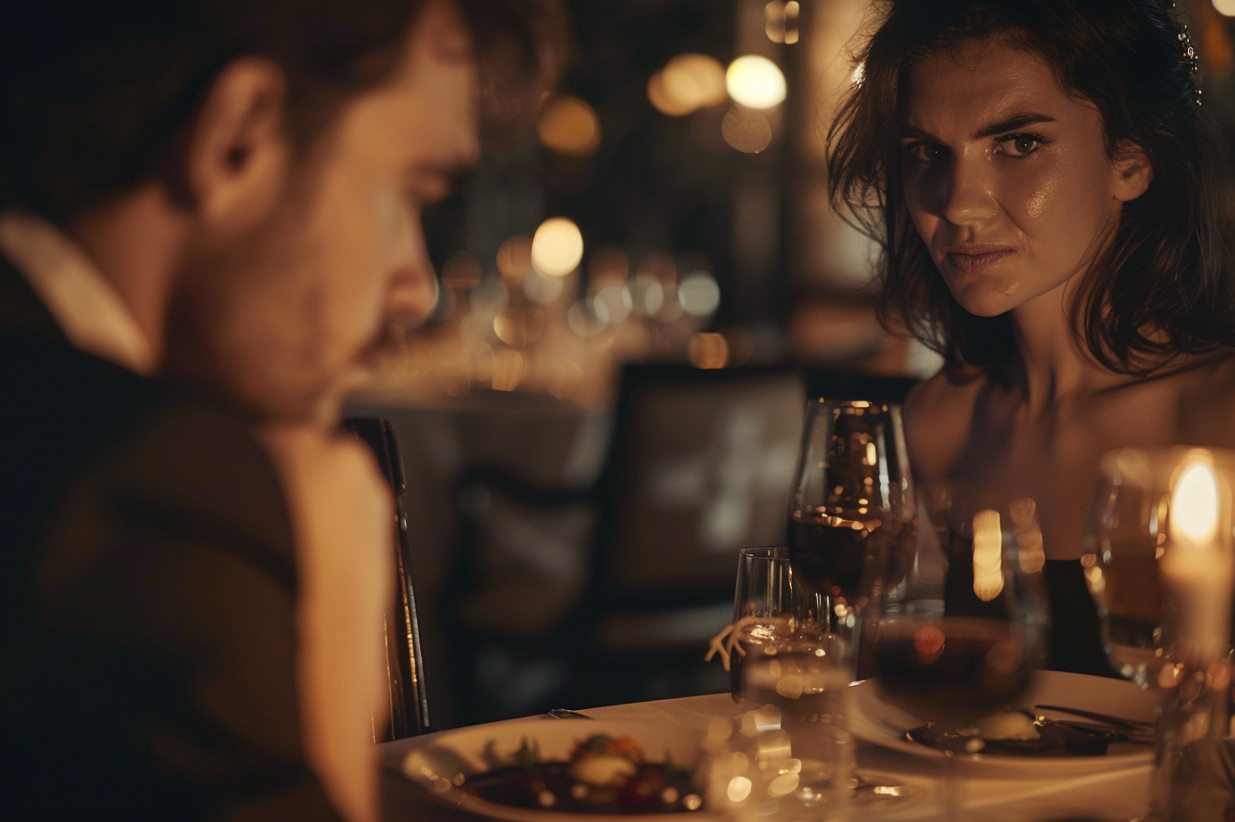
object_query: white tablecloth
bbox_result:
[378,693,1149,821]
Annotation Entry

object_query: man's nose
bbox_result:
[386,222,439,326]
[941,152,998,226]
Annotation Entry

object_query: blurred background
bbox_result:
[350,0,1235,730]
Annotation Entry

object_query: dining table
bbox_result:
[377,690,1151,821]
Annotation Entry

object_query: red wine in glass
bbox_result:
[871,616,1035,722]
[786,508,880,601]
[787,399,910,630]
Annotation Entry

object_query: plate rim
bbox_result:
[846,669,1155,772]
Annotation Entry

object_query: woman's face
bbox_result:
[900,40,1151,319]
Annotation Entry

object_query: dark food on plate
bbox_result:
[906,711,1147,757]
[463,734,703,814]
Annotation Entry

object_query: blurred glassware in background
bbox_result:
[1082,447,1235,821]
[372,223,729,408]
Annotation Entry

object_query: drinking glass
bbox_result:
[1082,447,1235,820]
[862,487,1050,817]
[707,547,856,821]
[725,547,821,702]
[787,399,912,634]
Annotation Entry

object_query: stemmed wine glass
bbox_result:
[787,399,913,636]
[862,487,1050,817]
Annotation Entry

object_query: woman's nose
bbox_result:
[941,153,998,226]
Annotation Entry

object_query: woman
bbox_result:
[828,0,1235,675]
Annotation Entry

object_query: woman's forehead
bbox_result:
[901,40,1074,127]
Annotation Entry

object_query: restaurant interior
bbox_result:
[350,0,1235,739]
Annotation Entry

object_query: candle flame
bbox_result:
[1171,461,1220,544]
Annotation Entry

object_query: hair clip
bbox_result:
[1176,22,1202,105]
[1178,24,1199,73]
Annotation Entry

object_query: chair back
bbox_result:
[589,364,807,605]
[343,417,430,739]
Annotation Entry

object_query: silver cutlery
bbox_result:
[1033,704,1153,730]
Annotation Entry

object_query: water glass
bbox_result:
[705,629,856,821]
[728,547,805,702]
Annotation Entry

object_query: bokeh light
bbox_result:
[649,53,727,116]
[594,282,632,325]
[726,55,786,109]
[661,54,727,111]
[689,333,729,369]
[721,107,773,153]
[496,235,532,283]
[629,274,664,316]
[537,95,602,156]
[531,217,584,277]
[678,271,721,316]
[439,251,483,290]
[523,268,565,304]
[765,1,800,44]
[1215,0,1235,17]
[647,71,695,116]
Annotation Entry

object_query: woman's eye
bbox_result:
[1000,133,1046,157]
[905,142,941,163]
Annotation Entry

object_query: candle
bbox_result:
[1160,456,1234,664]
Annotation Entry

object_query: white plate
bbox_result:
[847,670,1155,774]
[400,719,713,822]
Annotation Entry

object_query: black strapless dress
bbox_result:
[1043,559,1118,678]
[941,549,1117,678]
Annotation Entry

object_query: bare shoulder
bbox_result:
[903,365,989,481]
[1174,348,1235,448]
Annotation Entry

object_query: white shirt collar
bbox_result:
[0,210,155,375]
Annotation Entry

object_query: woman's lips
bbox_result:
[942,247,1015,274]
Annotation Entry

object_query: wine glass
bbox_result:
[787,399,912,635]
[1082,447,1235,820]
[862,487,1050,816]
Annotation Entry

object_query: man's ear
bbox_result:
[183,58,290,231]
[1112,141,1153,203]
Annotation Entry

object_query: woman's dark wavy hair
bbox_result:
[827,0,1235,375]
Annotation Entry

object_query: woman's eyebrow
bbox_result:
[973,112,1056,139]
[896,123,938,141]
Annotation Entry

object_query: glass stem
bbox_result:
[940,750,961,821]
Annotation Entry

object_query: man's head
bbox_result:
[0,0,561,423]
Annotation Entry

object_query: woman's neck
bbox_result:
[1007,280,1127,410]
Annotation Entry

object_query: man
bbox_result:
[0,1,558,819]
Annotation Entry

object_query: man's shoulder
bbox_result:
[50,395,297,582]
[0,331,156,548]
